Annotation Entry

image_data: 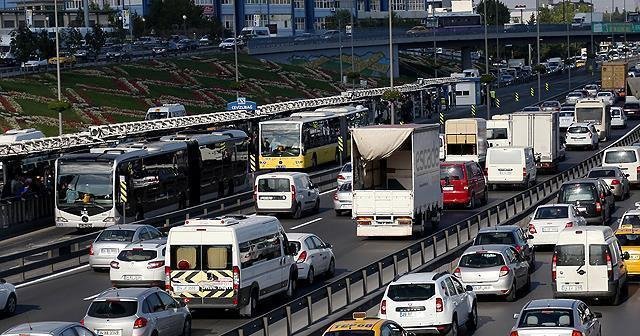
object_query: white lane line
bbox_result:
[83,293,101,301]
[15,264,90,289]
[290,217,323,230]
[320,188,336,196]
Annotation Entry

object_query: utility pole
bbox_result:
[483,0,490,119]
[54,0,62,135]
[389,1,395,124]
[536,0,541,101]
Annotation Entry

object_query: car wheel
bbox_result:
[307,267,315,285]
[611,284,622,305]
[506,282,517,302]
[3,294,16,315]
[327,258,336,277]
[292,203,302,219]
[466,303,478,331]
[285,273,297,298]
[181,319,191,336]
[240,289,258,317]
[467,194,476,209]
[449,316,458,336]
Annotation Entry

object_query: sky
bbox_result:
[472,0,640,12]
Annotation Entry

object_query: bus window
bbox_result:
[261,123,301,157]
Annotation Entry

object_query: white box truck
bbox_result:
[351,124,442,237]
[511,111,565,171]
[487,114,512,148]
[444,118,487,164]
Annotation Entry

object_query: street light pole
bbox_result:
[182,14,187,36]
[483,0,490,119]
[338,13,343,84]
[389,0,394,124]
[565,1,571,89]
[432,4,437,77]
[233,12,239,99]
[54,0,62,135]
[536,0,541,101]
[350,0,355,76]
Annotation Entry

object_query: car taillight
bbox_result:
[232,266,240,305]
[133,317,148,329]
[80,319,84,326]
[110,261,120,269]
[380,299,387,314]
[637,166,640,179]
[253,187,257,201]
[514,245,522,253]
[528,224,537,234]
[89,243,94,256]
[596,202,602,213]
[291,184,296,203]
[453,267,461,278]
[523,167,527,177]
[338,174,345,180]
[435,298,443,312]
[565,222,574,228]
[165,266,171,291]
[552,253,558,281]
[333,192,338,200]
[484,167,488,176]
[510,331,519,336]
[572,330,584,336]
[297,251,307,263]
[606,251,613,280]
[499,266,510,277]
[588,132,592,138]
[148,260,165,269]
[611,179,621,185]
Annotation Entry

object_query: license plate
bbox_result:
[499,170,512,175]
[101,248,117,254]
[473,285,491,291]
[443,186,453,191]
[259,196,273,200]
[577,207,587,212]
[399,312,414,317]
[561,285,583,292]
[542,227,558,232]
[123,275,142,280]
[79,223,92,228]
[95,330,121,336]
[630,255,640,260]
[173,284,200,293]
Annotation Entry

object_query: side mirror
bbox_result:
[593,312,603,319]
[528,235,534,240]
[623,251,631,260]
[626,174,630,177]
[513,313,519,320]
[465,285,473,292]
[325,243,333,248]
[635,201,640,208]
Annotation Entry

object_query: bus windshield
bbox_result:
[576,107,603,123]
[260,123,301,157]
[57,161,114,214]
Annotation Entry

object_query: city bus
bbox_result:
[575,98,611,141]
[54,130,249,228]
[258,105,368,169]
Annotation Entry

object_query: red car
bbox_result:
[440,161,488,208]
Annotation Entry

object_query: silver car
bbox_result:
[83,288,191,336]
[333,182,352,215]
[454,244,530,301]
[337,163,352,186]
[2,322,96,336]
[540,100,561,112]
[511,299,602,336]
[587,166,630,200]
[611,107,627,128]
[565,91,585,105]
[90,224,164,270]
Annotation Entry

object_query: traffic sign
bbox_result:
[119,176,127,203]
[227,97,257,111]
[515,92,519,102]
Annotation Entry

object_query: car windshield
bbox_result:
[387,283,435,302]
[567,126,590,133]
[617,234,640,246]
[587,169,617,178]
[475,232,516,245]
[604,150,637,164]
[117,249,157,261]
[621,214,640,227]
[260,123,301,157]
[87,300,138,318]
[97,229,136,242]
[611,109,622,116]
[459,252,505,268]
[518,309,574,328]
[258,178,291,192]
[440,165,464,180]
[555,244,585,266]
[487,128,508,140]
[542,102,558,108]
[534,206,569,219]
[559,183,596,202]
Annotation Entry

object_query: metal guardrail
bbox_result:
[0,166,342,282]
[219,121,640,336]
[0,192,54,239]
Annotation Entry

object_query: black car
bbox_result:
[176,39,198,51]
[473,225,535,270]
[557,178,614,225]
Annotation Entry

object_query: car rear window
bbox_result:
[567,126,589,133]
[518,309,574,328]
[440,165,465,180]
[489,149,522,165]
[604,150,637,164]
[558,184,596,202]
[258,178,291,192]
[459,252,505,268]
[97,230,135,242]
[589,244,609,266]
[534,206,569,219]
[341,163,352,173]
[611,109,622,116]
[555,244,585,266]
[87,300,138,318]
[117,249,157,262]
[386,283,436,302]
[475,232,516,245]
[617,234,640,246]
[542,101,558,108]
[587,169,617,178]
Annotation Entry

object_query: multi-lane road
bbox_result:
[2,75,636,336]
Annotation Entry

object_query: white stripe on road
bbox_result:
[320,188,336,195]
[83,293,101,301]
[15,264,91,289]
[290,217,323,230]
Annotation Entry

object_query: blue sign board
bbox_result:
[227,97,257,111]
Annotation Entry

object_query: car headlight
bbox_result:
[56,217,68,222]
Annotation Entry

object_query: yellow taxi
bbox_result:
[615,219,640,275]
[322,312,409,336]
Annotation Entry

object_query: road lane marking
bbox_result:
[290,217,323,230]
[320,189,336,195]
[15,264,90,289]
[84,293,101,301]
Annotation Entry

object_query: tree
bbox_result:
[148,0,204,33]
[35,30,55,59]
[475,0,510,26]
[527,12,536,25]
[10,25,36,63]
[325,9,352,30]
[538,1,593,24]
[62,28,83,52]
[85,24,106,57]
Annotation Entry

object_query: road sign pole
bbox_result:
[119,176,127,224]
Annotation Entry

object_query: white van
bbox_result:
[145,103,187,120]
[553,226,629,305]
[255,172,320,218]
[487,115,512,147]
[0,128,44,142]
[601,146,640,184]
[486,147,537,189]
[165,215,297,317]
[240,27,271,39]
[439,134,446,160]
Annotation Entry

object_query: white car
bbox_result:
[0,279,16,315]
[511,299,602,336]
[337,162,352,186]
[333,182,352,215]
[565,91,585,105]
[109,238,167,288]
[565,123,599,150]
[596,91,615,106]
[527,204,587,246]
[218,38,242,50]
[21,58,48,69]
[584,84,599,97]
[558,109,575,131]
[379,272,477,336]
[611,107,627,128]
[287,233,335,284]
[254,172,320,218]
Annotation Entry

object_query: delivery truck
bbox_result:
[351,124,442,237]
[444,118,487,164]
[510,111,565,171]
[601,61,628,98]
